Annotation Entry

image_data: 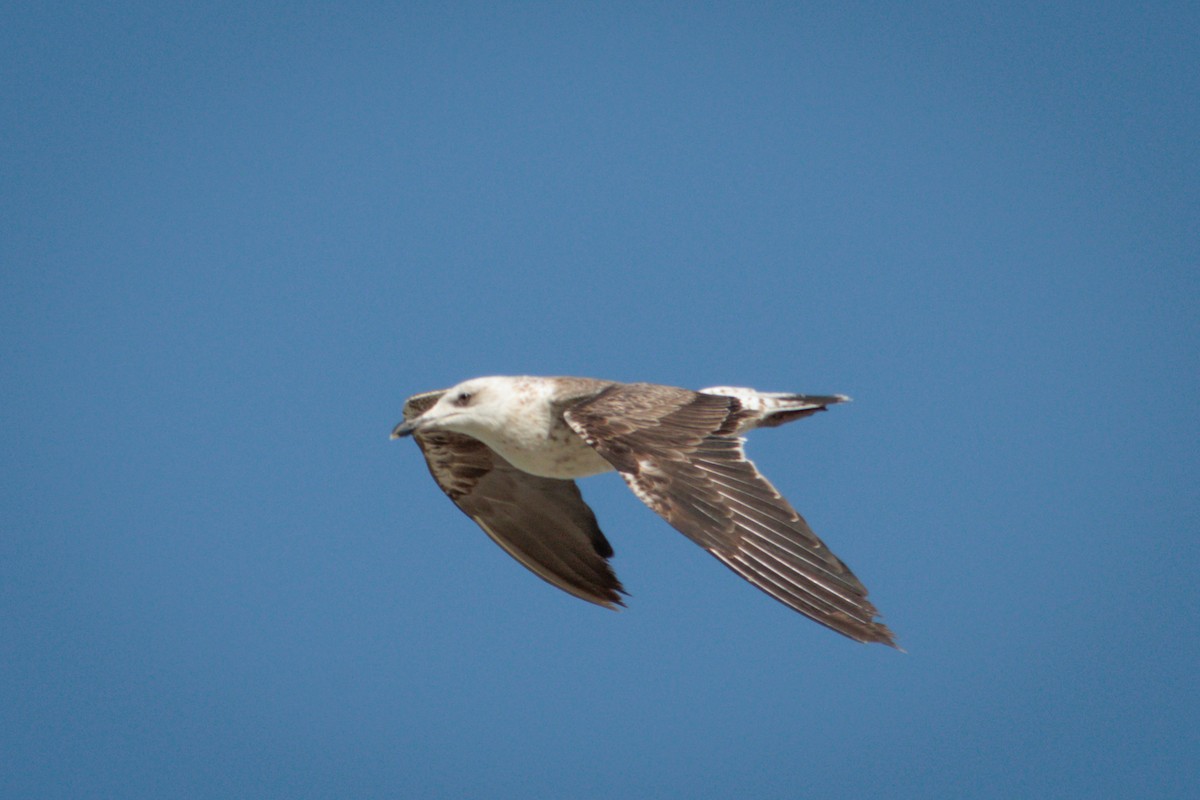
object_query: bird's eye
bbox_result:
[453,391,472,406]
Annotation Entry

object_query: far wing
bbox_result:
[564,384,894,645]
[403,391,624,608]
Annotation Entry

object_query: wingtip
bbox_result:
[876,636,904,652]
[608,584,630,610]
[859,622,901,649]
[591,588,628,611]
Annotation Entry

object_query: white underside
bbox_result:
[508,439,615,479]
[476,427,614,479]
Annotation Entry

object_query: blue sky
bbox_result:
[2,3,1197,798]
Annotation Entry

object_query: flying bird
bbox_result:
[391,376,895,646]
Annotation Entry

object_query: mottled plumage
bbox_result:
[392,376,895,647]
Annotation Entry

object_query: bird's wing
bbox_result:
[563,383,894,645]
[403,390,624,608]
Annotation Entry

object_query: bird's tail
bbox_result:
[755,392,850,428]
[700,387,850,431]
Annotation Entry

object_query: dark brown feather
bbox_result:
[403,390,624,608]
[564,383,895,646]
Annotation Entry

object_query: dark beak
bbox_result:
[391,418,420,439]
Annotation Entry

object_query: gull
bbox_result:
[391,376,895,646]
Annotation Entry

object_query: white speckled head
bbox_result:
[409,376,526,439]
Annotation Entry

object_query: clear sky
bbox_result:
[2,3,1197,798]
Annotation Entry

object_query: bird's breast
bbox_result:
[486,423,613,480]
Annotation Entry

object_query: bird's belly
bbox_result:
[491,436,614,480]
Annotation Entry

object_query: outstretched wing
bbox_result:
[402,390,624,608]
[563,384,894,645]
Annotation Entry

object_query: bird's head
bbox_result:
[391,376,516,440]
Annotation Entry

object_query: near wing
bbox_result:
[402,390,625,608]
[563,384,895,645]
